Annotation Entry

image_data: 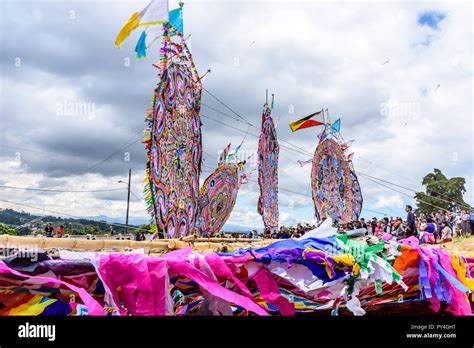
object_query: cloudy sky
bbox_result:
[0,0,472,229]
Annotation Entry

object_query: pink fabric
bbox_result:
[205,253,254,299]
[146,258,170,315]
[382,233,393,241]
[0,261,104,316]
[99,253,155,315]
[253,268,295,316]
[399,236,419,247]
[167,260,268,316]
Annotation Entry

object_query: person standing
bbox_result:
[470,209,474,235]
[109,225,115,237]
[405,205,416,237]
[435,211,446,237]
[461,210,471,236]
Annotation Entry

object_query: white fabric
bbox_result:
[139,0,169,24]
[346,228,367,238]
[297,218,336,240]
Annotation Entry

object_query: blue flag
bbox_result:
[134,30,147,59]
[331,118,341,134]
[169,7,183,34]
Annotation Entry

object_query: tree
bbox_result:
[0,223,18,236]
[135,224,151,235]
[414,168,470,215]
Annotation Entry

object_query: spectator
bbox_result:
[440,221,453,243]
[419,222,435,244]
[55,225,65,238]
[109,225,116,237]
[382,217,391,234]
[405,205,416,237]
[461,210,471,236]
[44,223,53,238]
[470,209,474,235]
[435,211,446,236]
[391,218,405,239]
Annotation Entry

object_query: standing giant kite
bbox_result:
[144,25,203,239]
[195,161,243,236]
[311,138,355,223]
[257,104,279,232]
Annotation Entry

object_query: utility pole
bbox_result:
[118,169,132,235]
[125,169,131,235]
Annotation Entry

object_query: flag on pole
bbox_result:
[341,139,354,151]
[134,31,148,58]
[289,110,324,132]
[219,143,231,163]
[331,118,341,134]
[115,0,169,48]
[169,7,183,34]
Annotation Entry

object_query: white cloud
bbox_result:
[0,1,471,227]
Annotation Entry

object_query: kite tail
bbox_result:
[143,95,158,237]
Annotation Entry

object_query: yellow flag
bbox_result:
[115,0,169,48]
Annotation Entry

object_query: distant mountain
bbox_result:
[222,223,263,233]
[0,208,261,234]
[0,208,141,235]
[83,215,149,226]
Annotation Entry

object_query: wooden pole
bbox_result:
[125,169,131,235]
[0,235,275,252]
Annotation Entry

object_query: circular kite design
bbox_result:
[257,106,279,231]
[195,163,240,236]
[311,138,354,223]
[350,168,363,221]
[147,63,202,238]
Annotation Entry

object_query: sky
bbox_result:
[0,0,472,230]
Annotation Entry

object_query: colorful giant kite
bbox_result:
[144,25,203,238]
[257,104,279,231]
[195,161,242,236]
[349,165,363,221]
[311,138,355,223]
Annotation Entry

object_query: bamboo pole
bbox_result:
[0,235,275,252]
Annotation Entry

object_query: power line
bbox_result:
[19,129,144,204]
[357,171,470,209]
[202,90,470,209]
[201,113,310,158]
[357,174,451,213]
[202,88,314,157]
[0,185,126,193]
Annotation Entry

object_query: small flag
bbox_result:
[219,143,231,162]
[331,118,341,134]
[169,7,183,34]
[319,129,327,142]
[289,109,324,132]
[297,159,313,167]
[341,140,354,151]
[135,31,148,58]
[347,152,354,160]
[115,0,169,48]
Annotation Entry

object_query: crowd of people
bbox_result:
[262,223,316,239]
[41,206,473,245]
[261,205,474,245]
